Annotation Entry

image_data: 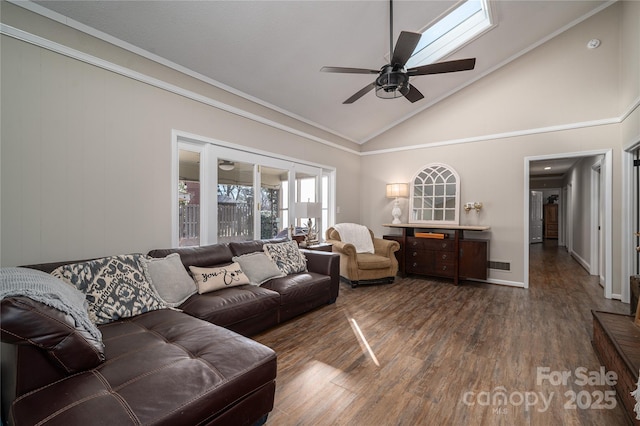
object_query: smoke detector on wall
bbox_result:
[587,39,601,49]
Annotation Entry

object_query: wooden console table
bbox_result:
[383,223,490,285]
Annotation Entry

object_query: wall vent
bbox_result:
[489,261,511,271]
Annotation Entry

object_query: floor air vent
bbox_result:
[489,261,511,271]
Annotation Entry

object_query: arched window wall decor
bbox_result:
[409,163,460,225]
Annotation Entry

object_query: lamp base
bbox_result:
[391,200,402,224]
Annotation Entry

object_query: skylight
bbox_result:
[406,0,493,69]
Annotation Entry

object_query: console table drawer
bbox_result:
[407,238,454,251]
[407,260,454,277]
[409,250,454,261]
[406,252,455,277]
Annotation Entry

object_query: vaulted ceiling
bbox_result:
[30,0,611,144]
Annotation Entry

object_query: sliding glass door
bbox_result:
[217,159,255,243]
[173,135,333,247]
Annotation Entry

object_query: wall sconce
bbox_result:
[386,183,409,224]
[464,202,483,214]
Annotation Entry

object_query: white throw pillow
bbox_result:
[189,263,250,294]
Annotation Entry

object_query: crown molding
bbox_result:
[6,0,361,146]
[0,23,361,157]
[2,19,637,159]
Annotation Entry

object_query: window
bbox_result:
[410,163,460,225]
[406,0,493,69]
[172,132,335,247]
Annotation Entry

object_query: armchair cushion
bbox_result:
[356,253,392,270]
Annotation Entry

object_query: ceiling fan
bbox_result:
[320,0,476,104]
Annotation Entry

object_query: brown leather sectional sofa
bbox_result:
[1,239,340,426]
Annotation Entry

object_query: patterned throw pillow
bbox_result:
[51,254,166,324]
[263,240,307,275]
[189,263,250,294]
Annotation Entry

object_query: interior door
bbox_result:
[530,191,543,243]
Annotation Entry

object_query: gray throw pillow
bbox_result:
[141,253,197,307]
[232,252,285,286]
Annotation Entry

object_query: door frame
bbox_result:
[622,137,640,304]
[523,149,612,299]
[590,159,603,283]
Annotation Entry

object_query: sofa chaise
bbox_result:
[1,238,340,426]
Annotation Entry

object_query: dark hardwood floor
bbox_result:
[254,241,632,425]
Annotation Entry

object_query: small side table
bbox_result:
[303,243,333,252]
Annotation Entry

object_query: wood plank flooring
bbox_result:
[254,242,632,425]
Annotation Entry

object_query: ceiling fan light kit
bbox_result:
[375,65,409,99]
[321,0,476,105]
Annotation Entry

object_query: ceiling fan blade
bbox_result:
[343,82,376,104]
[321,66,379,74]
[400,84,424,103]
[391,31,422,69]
[407,58,476,76]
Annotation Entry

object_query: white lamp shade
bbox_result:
[386,183,409,198]
[296,201,322,218]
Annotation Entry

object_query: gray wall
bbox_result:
[0,2,361,266]
[360,2,639,294]
[2,1,639,298]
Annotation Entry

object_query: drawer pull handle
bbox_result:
[442,254,447,260]
[412,252,417,257]
[413,262,417,267]
[412,241,417,246]
[442,265,447,270]
[442,243,447,248]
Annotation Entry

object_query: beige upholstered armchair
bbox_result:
[326,225,400,288]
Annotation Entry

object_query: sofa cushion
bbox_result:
[9,309,277,426]
[51,254,166,324]
[189,263,250,294]
[261,272,332,322]
[356,253,392,270]
[140,253,196,307]
[232,252,285,286]
[179,285,280,329]
[229,238,287,257]
[148,243,234,270]
[263,240,307,275]
[1,296,105,374]
[262,272,331,305]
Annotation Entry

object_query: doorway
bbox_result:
[524,150,612,299]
